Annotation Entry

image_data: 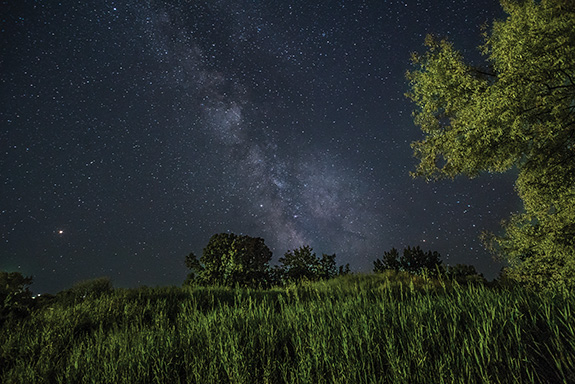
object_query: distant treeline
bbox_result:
[1,232,507,325]
[184,233,490,289]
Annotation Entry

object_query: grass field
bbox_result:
[1,271,574,383]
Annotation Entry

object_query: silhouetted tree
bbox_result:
[0,271,33,323]
[56,277,113,305]
[0,271,33,298]
[267,264,285,287]
[278,246,349,283]
[444,264,487,285]
[373,248,401,273]
[186,233,273,287]
[69,277,113,297]
[185,252,203,283]
[318,253,337,280]
[403,246,442,275]
[373,246,443,276]
[338,263,351,276]
[279,246,319,282]
[490,267,520,290]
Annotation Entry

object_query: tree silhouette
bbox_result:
[373,246,442,276]
[279,245,319,282]
[445,264,487,285]
[186,233,272,287]
[373,248,401,273]
[278,246,350,283]
[0,271,33,323]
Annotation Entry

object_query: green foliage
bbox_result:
[337,262,351,277]
[184,251,202,285]
[188,233,273,288]
[445,264,488,286]
[406,0,575,289]
[373,246,443,277]
[0,271,33,299]
[0,271,33,323]
[402,246,442,275]
[187,236,349,287]
[318,253,337,279]
[1,276,575,383]
[278,246,349,283]
[490,267,522,290]
[279,245,320,282]
[373,247,401,272]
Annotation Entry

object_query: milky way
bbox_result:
[139,1,389,256]
[1,0,521,293]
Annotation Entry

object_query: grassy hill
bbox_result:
[1,272,574,383]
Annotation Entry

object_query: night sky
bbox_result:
[1,0,522,294]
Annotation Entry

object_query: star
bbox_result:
[1,0,516,293]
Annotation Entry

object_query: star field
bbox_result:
[1,0,521,293]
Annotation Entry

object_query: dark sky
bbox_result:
[1,0,521,294]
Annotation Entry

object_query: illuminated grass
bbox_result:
[1,272,574,383]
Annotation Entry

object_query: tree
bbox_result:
[279,245,320,282]
[0,271,33,298]
[56,277,113,305]
[184,251,203,284]
[318,253,336,279]
[406,0,575,289]
[445,264,487,286]
[186,233,273,287]
[373,248,401,273]
[319,253,350,279]
[278,246,349,283]
[0,271,33,323]
[373,246,443,276]
[338,263,351,276]
[402,246,443,275]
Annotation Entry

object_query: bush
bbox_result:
[373,246,443,277]
[0,271,34,324]
[56,277,113,305]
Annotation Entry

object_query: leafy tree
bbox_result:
[267,264,286,287]
[278,246,349,283]
[445,264,487,285]
[0,271,33,323]
[0,271,33,298]
[318,253,337,279]
[279,245,320,282]
[403,246,442,275]
[337,263,351,277]
[373,248,401,273]
[373,246,443,276]
[184,251,203,284]
[186,233,273,287]
[406,0,575,289]
[491,266,520,289]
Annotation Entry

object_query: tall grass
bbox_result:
[1,272,574,383]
